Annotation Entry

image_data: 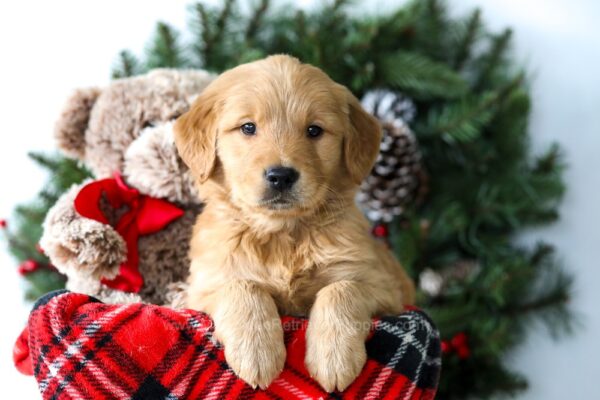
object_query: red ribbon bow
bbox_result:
[74,173,184,293]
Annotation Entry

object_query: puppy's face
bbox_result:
[175,55,381,217]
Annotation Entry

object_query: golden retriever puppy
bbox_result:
[174,55,415,392]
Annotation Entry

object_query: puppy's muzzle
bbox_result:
[265,166,299,192]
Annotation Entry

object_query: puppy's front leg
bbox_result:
[209,280,286,389]
[305,280,373,392]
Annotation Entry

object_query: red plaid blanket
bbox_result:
[14,290,440,399]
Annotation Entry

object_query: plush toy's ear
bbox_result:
[174,90,219,183]
[54,88,101,160]
[343,89,382,185]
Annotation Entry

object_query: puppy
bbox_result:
[175,55,415,392]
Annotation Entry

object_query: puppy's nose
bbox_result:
[265,166,299,191]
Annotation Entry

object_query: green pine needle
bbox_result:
[112,50,141,79]
[146,22,187,69]
[452,8,482,70]
[380,51,468,99]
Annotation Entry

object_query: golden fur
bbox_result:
[175,55,415,392]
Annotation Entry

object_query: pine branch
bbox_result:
[421,73,523,142]
[214,0,235,46]
[25,269,66,301]
[195,0,235,68]
[146,22,186,69]
[111,50,141,79]
[245,0,270,43]
[331,0,350,11]
[28,152,60,171]
[453,9,481,70]
[322,0,351,32]
[534,143,563,174]
[14,205,46,223]
[410,0,450,61]
[27,153,90,192]
[425,0,445,22]
[380,51,468,99]
[427,93,496,143]
[505,291,570,316]
[39,189,58,205]
[504,272,574,338]
[5,234,39,262]
[195,2,211,61]
[474,28,513,90]
[294,10,307,41]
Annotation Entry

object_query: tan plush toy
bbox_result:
[40,69,214,307]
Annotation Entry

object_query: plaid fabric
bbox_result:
[15,290,440,400]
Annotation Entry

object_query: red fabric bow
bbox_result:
[74,173,184,293]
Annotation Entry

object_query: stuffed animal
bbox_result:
[40,69,215,307]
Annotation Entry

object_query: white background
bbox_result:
[0,0,598,398]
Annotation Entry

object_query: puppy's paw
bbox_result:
[221,323,286,389]
[305,322,367,392]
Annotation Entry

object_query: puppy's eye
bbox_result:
[241,122,256,136]
[307,125,323,138]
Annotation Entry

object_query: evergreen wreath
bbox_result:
[3,1,572,398]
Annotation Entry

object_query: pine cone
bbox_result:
[419,260,480,297]
[358,90,425,222]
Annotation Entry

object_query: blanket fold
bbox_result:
[14,290,440,400]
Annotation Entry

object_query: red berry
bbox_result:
[441,340,451,354]
[451,332,468,348]
[456,345,471,359]
[18,259,39,275]
[372,223,389,238]
[0,219,7,228]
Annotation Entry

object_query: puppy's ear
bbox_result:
[343,90,382,184]
[174,91,219,183]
